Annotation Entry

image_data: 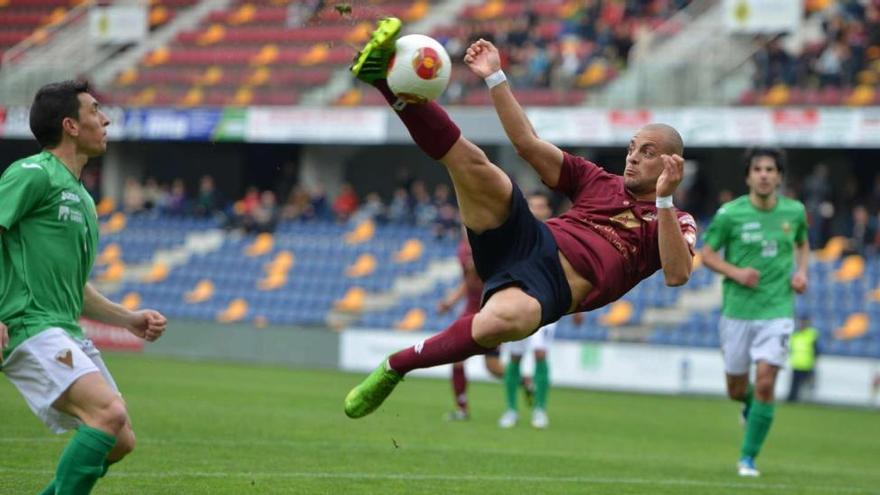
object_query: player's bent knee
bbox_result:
[91,398,129,435]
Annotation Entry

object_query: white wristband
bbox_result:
[484,69,507,89]
[655,195,674,209]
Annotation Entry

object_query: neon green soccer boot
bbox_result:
[350,17,402,84]
[344,360,403,419]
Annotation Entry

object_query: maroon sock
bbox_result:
[373,79,461,160]
[388,314,488,375]
[452,362,468,411]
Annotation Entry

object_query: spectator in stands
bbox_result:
[432,203,460,240]
[387,187,413,224]
[252,190,280,233]
[193,175,221,217]
[165,178,187,216]
[351,192,386,225]
[309,185,332,220]
[142,178,164,214]
[411,180,437,227]
[281,185,314,221]
[845,204,877,256]
[123,177,145,214]
[803,164,834,247]
[333,183,359,223]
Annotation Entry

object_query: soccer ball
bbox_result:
[387,34,452,104]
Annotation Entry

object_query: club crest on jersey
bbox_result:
[609,209,642,229]
[55,349,74,368]
[782,221,791,234]
[412,47,442,80]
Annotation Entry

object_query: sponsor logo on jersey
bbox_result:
[55,349,73,368]
[61,191,82,204]
[58,205,85,224]
[742,222,761,231]
[20,163,42,170]
[609,209,642,229]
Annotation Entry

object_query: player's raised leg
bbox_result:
[350,17,512,234]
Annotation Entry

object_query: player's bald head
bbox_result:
[640,123,684,156]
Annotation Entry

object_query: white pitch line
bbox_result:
[0,467,875,494]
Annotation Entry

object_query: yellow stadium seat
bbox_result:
[394,239,424,263]
[345,220,375,245]
[97,260,125,282]
[234,86,254,106]
[96,243,121,266]
[846,85,875,106]
[181,86,204,107]
[149,6,169,27]
[218,298,248,323]
[346,254,377,278]
[145,46,169,66]
[346,22,372,44]
[197,24,225,46]
[258,271,287,291]
[121,292,141,311]
[301,44,329,66]
[337,89,362,106]
[95,197,115,216]
[396,308,426,331]
[334,287,365,312]
[115,69,138,87]
[817,236,847,262]
[142,261,169,283]
[404,0,429,21]
[185,279,215,304]
[229,3,256,24]
[251,44,279,65]
[244,233,273,257]
[101,212,126,234]
[762,84,790,106]
[600,301,633,327]
[834,313,869,340]
[247,67,270,86]
[871,287,880,302]
[476,0,503,19]
[265,250,295,272]
[199,66,223,86]
[835,255,865,282]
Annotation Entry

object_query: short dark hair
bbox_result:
[29,79,90,149]
[744,147,785,176]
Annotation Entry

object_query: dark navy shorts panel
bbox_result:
[485,346,500,358]
[466,183,572,327]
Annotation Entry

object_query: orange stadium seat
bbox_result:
[96,243,121,266]
[142,261,170,283]
[334,287,365,312]
[346,253,377,278]
[394,239,424,263]
[101,212,127,234]
[599,301,634,327]
[835,255,865,283]
[217,298,248,323]
[834,313,869,340]
[121,292,141,311]
[244,232,273,257]
[396,308,426,331]
[345,220,375,245]
[97,260,125,283]
[184,279,215,304]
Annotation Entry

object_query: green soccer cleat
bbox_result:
[344,360,403,418]
[349,17,402,84]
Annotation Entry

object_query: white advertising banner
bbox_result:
[89,6,148,45]
[723,0,802,34]
[245,107,387,143]
[341,329,880,408]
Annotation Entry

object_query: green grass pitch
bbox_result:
[1,355,877,494]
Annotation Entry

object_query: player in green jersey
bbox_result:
[0,80,167,494]
[701,147,809,477]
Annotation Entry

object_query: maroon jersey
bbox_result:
[546,152,697,312]
[457,238,484,315]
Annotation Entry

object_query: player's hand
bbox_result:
[464,39,501,79]
[436,300,453,315]
[127,309,167,342]
[733,267,760,289]
[655,154,684,198]
[572,312,584,326]
[791,271,808,294]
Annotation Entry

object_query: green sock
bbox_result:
[38,480,55,495]
[741,400,774,458]
[534,359,549,410]
[504,361,521,411]
[53,425,116,495]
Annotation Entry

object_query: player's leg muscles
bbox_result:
[726,374,750,401]
[473,287,542,348]
[54,372,129,437]
[753,361,780,402]
[440,138,514,234]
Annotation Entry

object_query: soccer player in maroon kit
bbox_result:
[345,20,697,419]
[436,234,505,420]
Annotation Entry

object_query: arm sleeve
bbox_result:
[0,163,51,230]
[702,207,731,251]
[548,152,605,200]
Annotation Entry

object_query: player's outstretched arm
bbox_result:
[791,240,810,294]
[701,245,760,288]
[0,321,8,356]
[656,154,693,286]
[464,39,565,187]
[82,282,167,341]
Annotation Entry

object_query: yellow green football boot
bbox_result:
[344,360,403,419]
[349,17,402,84]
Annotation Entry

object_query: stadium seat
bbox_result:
[257,271,287,291]
[835,255,865,283]
[101,212,127,235]
[142,261,170,284]
[818,236,848,262]
[244,233,273,257]
[96,243,122,266]
[599,301,634,327]
[345,220,375,244]
[346,253,377,278]
[394,239,424,263]
[97,260,125,283]
[834,313,869,340]
[395,308,426,331]
[184,279,215,304]
[217,298,248,323]
[334,287,366,312]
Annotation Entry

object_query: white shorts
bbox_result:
[506,322,556,356]
[3,328,119,433]
[719,316,794,375]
